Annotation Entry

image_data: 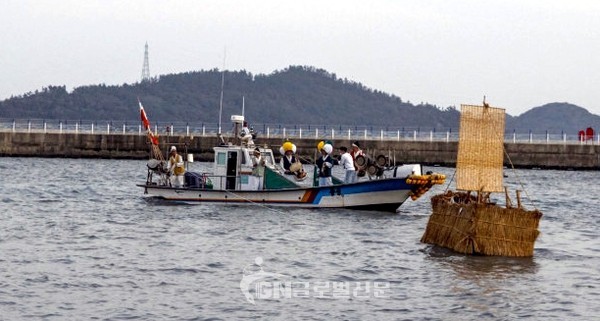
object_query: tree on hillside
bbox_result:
[2,66,588,132]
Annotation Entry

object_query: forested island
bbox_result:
[1,65,598,133]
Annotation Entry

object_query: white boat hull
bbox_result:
[139,177,414,212]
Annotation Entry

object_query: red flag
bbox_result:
[139,101,150,130]
[138,99,158,145]
[148,130,159,145]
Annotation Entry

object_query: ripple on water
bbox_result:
[0,160,598,320]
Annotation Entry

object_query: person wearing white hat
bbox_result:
[167,146,185,187]
[315,143,334,186]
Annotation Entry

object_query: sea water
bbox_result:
[0,158,598,320]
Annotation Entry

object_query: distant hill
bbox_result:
[506,102,600,134]
[0,66,459,129]
[0,66,598,133]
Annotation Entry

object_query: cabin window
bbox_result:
[217,152,226,165]
[241,150,247,166]
[263,152,274,165]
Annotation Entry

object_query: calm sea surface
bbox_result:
[0,158,598,320]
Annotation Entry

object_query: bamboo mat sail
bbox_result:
[456,104,505,192]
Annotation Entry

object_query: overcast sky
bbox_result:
[2,0,600,116]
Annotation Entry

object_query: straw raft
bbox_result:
[421,103,542,257]
[421,191,542,257]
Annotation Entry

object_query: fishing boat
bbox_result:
[421,102,542,256]
[136,105,445,212]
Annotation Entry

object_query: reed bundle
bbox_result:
[421,191,542,257]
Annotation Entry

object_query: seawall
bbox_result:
[0,132,599,170]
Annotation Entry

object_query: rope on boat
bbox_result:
[444,169,457,193]
[224,190,287,214]
[504,148,538,211]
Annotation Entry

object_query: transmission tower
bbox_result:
[141,42,150,82]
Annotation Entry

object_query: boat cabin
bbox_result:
[211,145,276,190]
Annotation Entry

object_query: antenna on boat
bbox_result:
[218,47,226,136]
[242,96,245,117]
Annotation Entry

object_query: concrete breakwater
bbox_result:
[0,132,599,170]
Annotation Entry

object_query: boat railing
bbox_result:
[1,118,599,145]
[149,172,254,191]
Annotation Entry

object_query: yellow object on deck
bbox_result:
[405,174,446,200]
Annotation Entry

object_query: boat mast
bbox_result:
[218,48,226,136]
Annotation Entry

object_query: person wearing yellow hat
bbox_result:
[315,142,334,186]
[280,142,298,175]
[317,140,325,152]
[167,146,185,187]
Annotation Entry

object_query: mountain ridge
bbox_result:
[0,66,598,133]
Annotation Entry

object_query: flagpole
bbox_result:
[218,47,226,136]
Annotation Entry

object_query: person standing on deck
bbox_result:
[350,141,365,177]
[251,147,265,190]
[316,143,334,186]
[339,146,356,184]
[167,146,185,187]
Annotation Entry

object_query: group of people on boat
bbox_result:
[315,140,363,186]
[256,139,365,187]
[240,121,366,187]
[165,119,367,189]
